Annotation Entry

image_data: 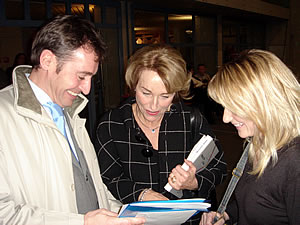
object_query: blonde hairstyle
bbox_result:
[125,44,191,100]
[208,49,300,177]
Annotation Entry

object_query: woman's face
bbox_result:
[135,70,175,123]
[223,108,257,138]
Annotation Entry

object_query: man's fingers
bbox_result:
[116,217,146,225]
[98,208,118,217]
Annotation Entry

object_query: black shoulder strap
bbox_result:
[190,107,203,143]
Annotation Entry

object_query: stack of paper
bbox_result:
[118,198,211,225]
[164,135,218,198]
[183,135,217,171]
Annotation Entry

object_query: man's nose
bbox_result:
[79,79,91,95]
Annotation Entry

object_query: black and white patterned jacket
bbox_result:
[95,97,227,224]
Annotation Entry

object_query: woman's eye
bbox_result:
[162,95,170,99]
[143,92,150,95]
[79,76,85,80]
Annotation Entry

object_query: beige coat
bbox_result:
[0,66,121,225]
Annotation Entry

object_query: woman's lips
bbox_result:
[146,110,159,116]
[233,122,244,129]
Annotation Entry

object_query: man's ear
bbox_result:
[39,49,56,70]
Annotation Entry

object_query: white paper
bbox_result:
[135,209,197,225]
[118,198,210,225]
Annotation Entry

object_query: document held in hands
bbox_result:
[164,135,218,198]
[118,198,211,225]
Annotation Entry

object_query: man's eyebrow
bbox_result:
[77,71,95,76]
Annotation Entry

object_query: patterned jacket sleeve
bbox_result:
[95,110,142,203]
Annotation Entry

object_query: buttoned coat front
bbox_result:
[0,66,121,225]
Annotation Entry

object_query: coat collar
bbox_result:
[13,65,88,118]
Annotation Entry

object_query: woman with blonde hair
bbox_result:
[96,44,227,225]
[200,49,300,225]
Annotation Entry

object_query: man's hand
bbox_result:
[84,208,146,225]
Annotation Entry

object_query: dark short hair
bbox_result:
[31,15,106,72]
[197,63,205,68]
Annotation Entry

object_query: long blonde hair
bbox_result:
[208,49,300,176]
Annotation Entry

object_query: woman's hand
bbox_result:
[200,212,229,225]
[168,159,198,190]
[138,189,169,201]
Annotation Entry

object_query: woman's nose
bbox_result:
[149,97,158,110]
[223,108,232,123]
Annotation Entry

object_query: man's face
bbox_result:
[198,65,206,74]
[47,47,99,108]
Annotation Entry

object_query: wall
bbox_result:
[288,0,300,78]
[265,21,288,60]
[0,27,24,71]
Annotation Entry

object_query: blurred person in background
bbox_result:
[191,64,214,123]
[6,52,28,84]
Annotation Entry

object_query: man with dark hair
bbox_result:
[191,63,215,123]
[0,15,145,225]
[194,64,211,85]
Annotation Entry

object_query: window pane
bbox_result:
[194,46,217,75]
[223,20,266,62]
[71,4,84,16]
[52,2,66,17]
[90,4,101,24]
[134,10,165,45]
[223,45,239,63]
[105,7,117,24]
[0,27,35,89]
[176,46,194,70]
[101,28,122,110]
[194,16,216,43]
[6,0,24,19]
[168,14,193,44]
[30,0,46,20]
[247,23,265,47]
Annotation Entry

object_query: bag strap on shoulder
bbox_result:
[212,142,250,224]
[190,107,203,143]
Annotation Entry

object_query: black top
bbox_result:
[95,97,227,224]
[226,136,300,225]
